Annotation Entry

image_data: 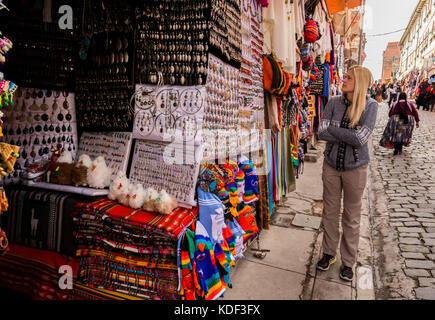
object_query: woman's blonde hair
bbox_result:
[347,66,373,127]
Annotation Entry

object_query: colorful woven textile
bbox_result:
[71,282,145,300]
[1,187,89,256]
[72,199,198,300]
[0,244,79,300]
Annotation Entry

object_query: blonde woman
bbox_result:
[317,66,378,281]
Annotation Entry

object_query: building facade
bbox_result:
[398,0,435,84]
[381,42,401,83]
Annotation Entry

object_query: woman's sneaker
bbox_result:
[339,266,354,281]
[317,254,336,271]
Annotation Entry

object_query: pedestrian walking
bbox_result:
[415,79,430,110]
[370,84,377,99]
[388,83,397,107]
[317,66,378,281]
[381,83,387,100]
[430,82,435,112]
[379,92,420,155]
[375,84,383,103]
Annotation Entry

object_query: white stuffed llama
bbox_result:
[155,189,178,215]
[119,183,135,207]
[142,187,160,212]
[77,154,93,168]
[108,171,129,201]
[129,184,146,209]
[87,156,111,189]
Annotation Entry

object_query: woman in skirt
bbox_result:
[380,92,420,155]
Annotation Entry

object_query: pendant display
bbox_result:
[133,84,205,145]
[2,87,79,181]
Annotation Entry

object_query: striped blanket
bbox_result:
[73,199,198,239]
[0,244,79,300]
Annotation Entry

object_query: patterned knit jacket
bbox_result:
[318,95,379,171]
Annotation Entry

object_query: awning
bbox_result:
[332,10,361,36]
[326,0,362,15]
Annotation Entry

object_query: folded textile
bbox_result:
[71,282,145,300]
[73,199,198,239]
[0,244,79,300]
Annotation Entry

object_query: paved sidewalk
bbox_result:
[223,142,376,300]
[370,102,435,300]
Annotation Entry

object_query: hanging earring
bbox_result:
[63,91,69,110]
[52,91,60,110]
[40,97,49,111]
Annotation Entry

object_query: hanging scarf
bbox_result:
[336,96,351,171]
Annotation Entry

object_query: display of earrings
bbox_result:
[133,84,205,145]
[0,87,78,185]
[135,0,209,86]
[204,54,240,131]
[129,140,201,208]
[238,0,265,153]
[209,0,242,68]
[239,0,264,118]
[75,2,135,132]
[77,132,133,180]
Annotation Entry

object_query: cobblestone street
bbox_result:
[370,102,435,300]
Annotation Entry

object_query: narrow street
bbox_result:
[370,102,435,300]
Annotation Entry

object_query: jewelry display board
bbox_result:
[129,140,202,208]
[209,0,242,68]
[77,132,133,180]
[1,88,78,185]
[74,1,135,132]
[240,0,264,119]
[133,84,205,145]
[239,0,265,154]
[204,54,240,131]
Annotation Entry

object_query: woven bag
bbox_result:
[308,66,324,95]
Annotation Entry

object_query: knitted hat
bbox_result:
[236,203,259,243]
[282,72,291,95]
[198,168,218,193]
[301,43,311,62]
[263,55,273,91]
[304,19,319,43]
[276,60,286,92]
[238,160,259,203]
[302,55,314,71]
[235,167,245,203]
[309,64,319,83]
[220,163,239,208]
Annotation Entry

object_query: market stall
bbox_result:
[0,0,341,300]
